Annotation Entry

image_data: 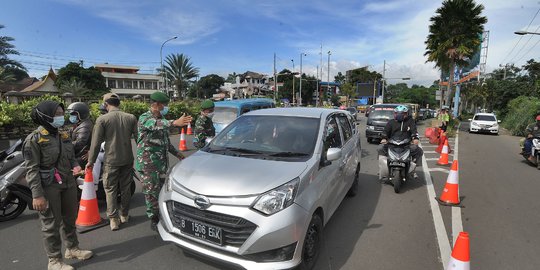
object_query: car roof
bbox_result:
[215,98,274,107]
[474,113,496,116]
[246,107,342,118]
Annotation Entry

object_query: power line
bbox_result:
[18,50,160,65]
[509,24,540,63]
[515,37,540,63]
[501,7,540,64]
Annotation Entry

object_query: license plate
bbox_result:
[390,161,406,167]
[179,217,223,245]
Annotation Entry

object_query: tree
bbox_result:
[164,53,199,99]
[334,72,346,84]
[197,74,225,98]
[59,78,90,96]
[424,0,487,109]
[340,82,355,106]
[0,25,25,70]
[56,62,108,97]
[3,66,28,81]
[385,83,409,102]
[0,66,15,84]
[225,72,238,83]
[346,67,381,84]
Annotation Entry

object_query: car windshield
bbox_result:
[474,115,496,121]
[212,107,238,124]
[205,115,320,160]
[346,108,356,113]
[369,110,394,120]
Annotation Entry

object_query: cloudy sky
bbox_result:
[1,0,539,86]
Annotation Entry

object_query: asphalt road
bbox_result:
[1,117,538,269]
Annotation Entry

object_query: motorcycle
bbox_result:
[378,138,417,193]
[0,140,34,221]
[521,137,540,169]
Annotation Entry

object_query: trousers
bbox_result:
[139,170,164,219]
[102,163,133,218]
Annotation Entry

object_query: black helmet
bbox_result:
[67,102,90,120]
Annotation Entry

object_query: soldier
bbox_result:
[23,101,93,270]
[86,93,138,231]
[136,91,192,230]
[193,99,216,149]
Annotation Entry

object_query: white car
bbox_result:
[469,113,500,134]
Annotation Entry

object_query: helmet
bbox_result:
[536,115,540,121]
[394,105,409,113]
[201,99,215,110]
[67,102,90,120]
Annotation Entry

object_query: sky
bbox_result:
[1,0,539,87]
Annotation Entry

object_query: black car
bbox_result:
[346,107,358,120]
[365,104,401,143]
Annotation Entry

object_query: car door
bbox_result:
[336,113,357,195]
[318,114,346,220]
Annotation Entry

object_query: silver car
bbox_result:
[158,108,362,270]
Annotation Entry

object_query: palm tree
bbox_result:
[163,53,199,99]
[59,78,90,97]
[0,25,25,70]
[424,0,487,108]
[0,66,15,84]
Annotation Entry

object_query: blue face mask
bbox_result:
[69,115,78,124]
[51,116,65,128]
[396,113,405,122]
[160,106,169,116]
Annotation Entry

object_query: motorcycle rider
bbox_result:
[67,102,92,167]
[378,105,423,179]
[523,113,540,162]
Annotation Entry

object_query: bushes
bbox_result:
[0,95,63,128]
[502,96,540,136]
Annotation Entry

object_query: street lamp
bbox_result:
[299,53,307,106]
[160,36,178,94]
[291,59,295,105]
[514,30,540,35]
[327,51,331,102]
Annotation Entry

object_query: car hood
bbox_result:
[367,119,389,126]
[170,151,309,196]
[472,120,497,125]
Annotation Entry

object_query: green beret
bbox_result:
[201,99,215,110]
[150,91,170,103]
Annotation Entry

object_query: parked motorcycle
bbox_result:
[0,140,33,221]
[521,137,540,169]
[380,138,417,193]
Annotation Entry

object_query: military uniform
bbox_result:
[193,115,215,149]
[23,127,80,259]
[88,107,138,222]
[136,111,183,219]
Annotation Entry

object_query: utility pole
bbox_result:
[327,51,331,103]
[381,60,386,103]
[316,65,319,107]
[319,43,323,106]
[273,53,277,102]
[299,53,306,106]
[291,59,295,105]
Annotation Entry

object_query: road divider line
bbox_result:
[420,142,451,268]
[429,167,450,173]
[425,158,439,161]
[452,124,463,246]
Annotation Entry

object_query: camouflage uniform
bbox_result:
[193,115,215,149]
[136,111,183,218]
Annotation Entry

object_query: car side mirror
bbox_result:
[497,120,501,123]
[326,148,342,162]
[468,119,472,121]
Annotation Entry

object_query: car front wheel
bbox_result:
[298,214,323,270]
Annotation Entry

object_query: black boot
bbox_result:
[150,216,159,231]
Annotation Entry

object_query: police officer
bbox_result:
[67,102,92,166]
[136,91,192,230]
[193,99,216,149]
[23,101,93,270]
[87,93,138,231]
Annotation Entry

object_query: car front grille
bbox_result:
[375,126,385,131]
[167,201,257,247]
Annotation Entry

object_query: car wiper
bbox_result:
[208,147,264,155]
[268,152,309,157]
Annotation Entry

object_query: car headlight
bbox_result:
[252,178,299,216]
[471,122,479,127]
[367,125,375,131]
[492,123,498,127]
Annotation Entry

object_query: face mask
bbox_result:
[160,106,169,116]
[327,126,334,134]
[51,116,65,128]
[69,115,78,124]
[396,114,405,122]
[206,112,214,118]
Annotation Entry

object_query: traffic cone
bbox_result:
[437,139,450,166]
[76,168,108,233]
[186,122,193,135]
[436,160,461,206]
[447,231,470,270]
[179,128,188,151]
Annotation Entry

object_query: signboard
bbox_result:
[356,82,381,97]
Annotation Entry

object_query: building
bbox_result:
[94,63,163,98]
[218,71,271,99]
[2,68,60,104]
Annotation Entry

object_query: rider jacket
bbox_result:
[71,118,93,157]
[382,117,419,141]
[526,123,540,138]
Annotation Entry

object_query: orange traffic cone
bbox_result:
[437,139,450,166]
[447,231,470,270]
[436,132,446,153]
[76,168,108,233]
[186,122,193,135]
[436,160,461,206]
[179,128,188,151]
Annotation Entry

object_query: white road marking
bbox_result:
[424,151,454,156]
[420,142,451,268]
[452,125,463,246]
[429,167,450,173]
[425,158,440,161]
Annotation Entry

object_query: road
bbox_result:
[1,117,539,269]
